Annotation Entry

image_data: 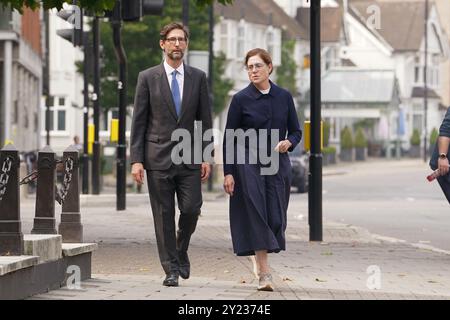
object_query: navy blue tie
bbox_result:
[171,70,181,117]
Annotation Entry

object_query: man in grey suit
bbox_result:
[430,107,450,204]
[130,22,212,287]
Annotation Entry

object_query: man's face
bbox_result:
[160,28,188,61]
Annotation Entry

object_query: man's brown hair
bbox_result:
[160,22,190,40]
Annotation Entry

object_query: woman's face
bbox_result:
[246,55,272,86]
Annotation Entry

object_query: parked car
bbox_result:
[289,144,309,193]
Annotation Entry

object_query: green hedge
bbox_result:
[354,127,368,148]
[340,126,354,149]
[410,129,421,146]
[323,146,336,154]
[430,127,439,146]
[323,121,331,147]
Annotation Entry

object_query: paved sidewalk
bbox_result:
[18,185,450,300]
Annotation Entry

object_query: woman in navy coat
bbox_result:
[223,48,302,291]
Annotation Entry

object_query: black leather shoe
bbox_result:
[178,251,190,279]
[163,273,179,287]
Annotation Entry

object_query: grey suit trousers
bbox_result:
[146,164,202,274]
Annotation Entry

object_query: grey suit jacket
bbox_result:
[430,107,450,170]
[130,63,212,170]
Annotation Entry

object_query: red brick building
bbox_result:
[0,5,43,150]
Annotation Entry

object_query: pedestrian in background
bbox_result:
[430,107,450,203]
[130,22,212,287]
[72,135,83,154]
[223,48,302,291]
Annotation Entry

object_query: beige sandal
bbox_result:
[257,273,274,291]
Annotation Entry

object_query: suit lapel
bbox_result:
[158,63,178,121]
[178,63,193,122]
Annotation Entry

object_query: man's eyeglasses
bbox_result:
[245,63,265,72]
[165,37,187,44]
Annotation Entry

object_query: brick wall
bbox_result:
[21,7,41,56]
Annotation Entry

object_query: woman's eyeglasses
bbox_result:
[245,63,265,72]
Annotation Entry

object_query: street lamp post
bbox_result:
[111,0,127,210]
[207,4,214,192]
[182,0,189,64]
[309,0,323,241]
[423,0,429,162]
[92,16,101,194]
[44,9,50,146]
[81,12,90,194]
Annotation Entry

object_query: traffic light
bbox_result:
[56,3,83,47]
[121,0,164,21]
[142,0,164,16]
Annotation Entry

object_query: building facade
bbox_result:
[344,0,449,152]
[0,6,43,151]
[40,9,84,153]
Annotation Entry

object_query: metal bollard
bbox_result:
[58,145,83,242]
[31,146,57,234]
[0,144,24,255]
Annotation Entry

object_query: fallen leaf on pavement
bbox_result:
[283,277,292,282]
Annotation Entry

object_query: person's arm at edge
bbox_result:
[130,72,150,184]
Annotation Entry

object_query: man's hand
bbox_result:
[438,157,449,176]
[223,174,235,196]
[274,140,293,153]
[131,163,145,185]
[201,162,211,182]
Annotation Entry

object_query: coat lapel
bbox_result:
[178,63,193,122]
[158,63,179,121]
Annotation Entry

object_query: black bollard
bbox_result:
[58,145,83,242]
[31,146,57,234]
[0,144,23,255]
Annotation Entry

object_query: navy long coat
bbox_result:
[223,81,302,256]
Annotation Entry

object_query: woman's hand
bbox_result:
[274,140,292,153]
[438,156,449,176]
[223,174,235,196]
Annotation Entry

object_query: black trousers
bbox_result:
[146,164,202,274]
[437,175,450,204]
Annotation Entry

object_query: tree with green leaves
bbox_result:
[0,0,233,12]
[3,0,234,119]
[212,51,233,115]
[0,0,115,12]
[88,0,233,119]
[275,38,297,97]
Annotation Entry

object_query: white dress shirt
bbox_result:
[164,60,184,103]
